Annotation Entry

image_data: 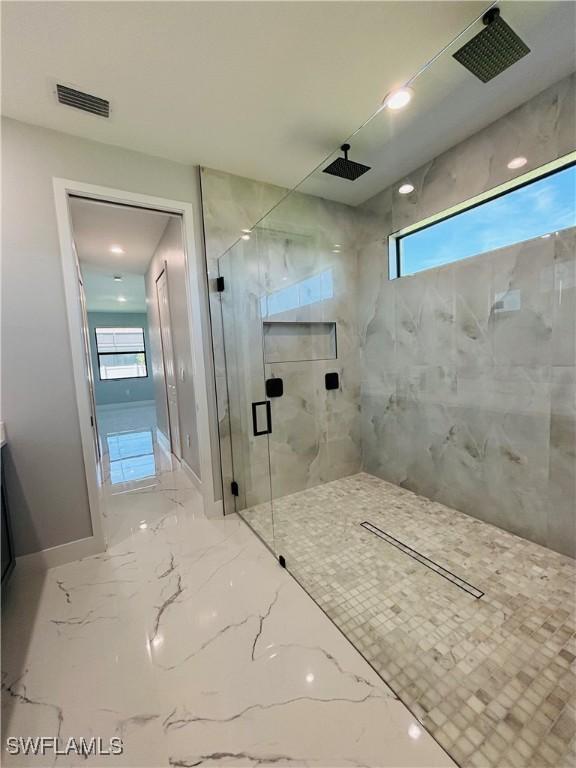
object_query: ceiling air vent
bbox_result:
[56,84,110,117]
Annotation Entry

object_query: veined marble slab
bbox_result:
[1,408,453,768]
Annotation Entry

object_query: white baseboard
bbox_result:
[96,400,155,412]
[181,459,202,492]
[205,498,224,519]
[156,429,172,455]
[180,460,223,518]
[16,535,105,573]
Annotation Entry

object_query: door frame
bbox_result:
[53,178,221,556]
[76,256,101,464]
[155,264,182,460]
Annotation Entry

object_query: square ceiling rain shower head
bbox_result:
[323,144,371,181]
[453,8,530,83]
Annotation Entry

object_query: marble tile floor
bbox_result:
[1,406,454,767]
[242,474,576,768]
[95,403,173,494]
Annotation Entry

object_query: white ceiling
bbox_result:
[70,197,172,312]
[70,197,171,273]
[1,1,490,191]
[83,270,148,314]
[300,0,576,205]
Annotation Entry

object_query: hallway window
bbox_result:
[392,161,576,277]
[95,327,148,380]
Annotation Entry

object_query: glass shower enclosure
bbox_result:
[214,3,576,766]
[219,196,363,563]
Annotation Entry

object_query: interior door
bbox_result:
[156,268,182,460]
[218,234,275,552]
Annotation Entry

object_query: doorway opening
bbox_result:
[68,195,201,492]
[54,178,220,557]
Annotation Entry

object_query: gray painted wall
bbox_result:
[1,117,217,556]
[146,217,201,477]
[87,311,154,406]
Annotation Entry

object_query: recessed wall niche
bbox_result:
[263,321,337,363]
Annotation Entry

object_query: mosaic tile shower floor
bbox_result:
[241,473,576,768]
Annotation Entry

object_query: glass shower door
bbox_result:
[218,215,360,576]
[256,215,360,577]
[218,235,276,553]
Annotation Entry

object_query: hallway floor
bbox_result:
[242,474,576,768]
[1,405,453,767]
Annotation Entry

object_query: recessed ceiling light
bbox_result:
[241,228,252,234]
[398,183,415,195]
[332,248,341,253]
[113,275,123,282]
[117,296,127,303]
[110,245,124,254]
[241,234,250,240]
[334,243,341,248]
[507,156,527,170]
[384,87,413,111]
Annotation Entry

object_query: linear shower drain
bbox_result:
[360,521,484,599]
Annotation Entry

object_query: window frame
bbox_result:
[389,153,576,280]
[94,326,149,382]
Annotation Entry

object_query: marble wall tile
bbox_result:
[359,228,571,551]
[489,236,555,369]
[357,237,390,335]
[474,407,549,543]
[219,237,272,509]
[456,364,551,417]
[201,74,575,558]
[548,366,576,558]
[205,177,363,510]
[361,392,411,486]
[395,267,455,368]
[552,228,576,367]
[257,196,362,503]
[200,169,291,511]
[556,74,576,156]
[453,256,494,375]
[364,74,575,232]
[262,359,362,499]
[200,168,287,264]
[358,74,575,556]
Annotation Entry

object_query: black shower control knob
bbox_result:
[325,372,339,390]
[266,378,283,398]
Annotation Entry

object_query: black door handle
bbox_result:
[252,400,272,436]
